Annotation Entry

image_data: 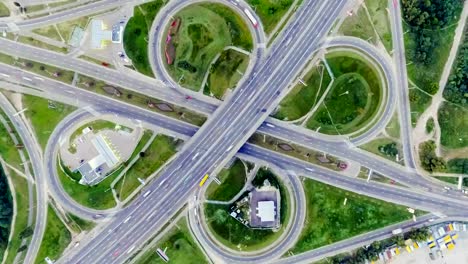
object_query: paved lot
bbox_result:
[391,232,468,264]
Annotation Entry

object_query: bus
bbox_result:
[243,8,258,28]
[199,174,209,187]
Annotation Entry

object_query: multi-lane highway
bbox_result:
[1,0,466,263]
[59,1,350,263]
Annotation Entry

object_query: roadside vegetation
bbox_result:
[246,0,294,34]
[408,87,432,127]
[385,113,401,139]
[205,159,247,201]
[248,133,346,171]
[306,52,383,135]
[364,0,392,51]
[22,94,76,149]
[419,141,446,173]
[123,0,165,77]
[0,2,9,17]
[163,3,253,91]
[3,170,30,264]
[136,218,207,264]
[204,49,249,99]
[402,0,463,94]
[274,61,331,121]
[447,159,468,174]
[76,75,207,126]
[426,117,435,133]
[0,115,24,172]
[204,168,289,251]
[0,166,13,261]
[438,103,468,148]
[58,159,120,209]
[444,20,468,106]
[360,138,401,163]
[434,176,459,185]
[290,178,416,254]
[34,206,71,264]
[16,36,68,54]
[66,213,96,232]
[114,134,180,201]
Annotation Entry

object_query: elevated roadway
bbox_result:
[59,1,349,263]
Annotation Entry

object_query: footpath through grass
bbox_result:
[274,61,331,121]
[136,218,207,264]
[306,52,383,135]
[22,95,76,149]
[164,3,253,90]
[124,0,165,77]
[205,158,246,201]
[290,178,415,254]
[34,206,71,264]
[247,0,294,34]
[115,135,180,201]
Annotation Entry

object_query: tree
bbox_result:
[139,151,146,158]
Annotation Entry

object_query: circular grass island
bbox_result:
[305,51,385,135]
[203,167,292,252]
[162,3,253,95]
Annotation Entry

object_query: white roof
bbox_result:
[91,19,112,49]
[257,201,275,222]
[91,134,119,167]
[87,155,106,170]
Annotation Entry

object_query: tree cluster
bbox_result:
[378,142,399,157]
[419,140,446,172]
[402,0,463,65]
[443,25,468,105]
[0,167,13,260]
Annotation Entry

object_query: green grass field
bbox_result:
[17,36,68,53]
[0,117,24,172]
[205,159,246,201]
[58,160,119,209]
[360,138,400,163]
[405,24,458,94]
[123,0,165,77]
[247,0,294,34]
[136,218,207,264]
[56,15,91,43]
[0,2,10,17]
[290,178,415,253]
[34,206,71,264]
[115,135,179,200]
[386,113,400,139]
[205,169,290,251]
[205,49,249,99]
[306,52,383,135]
[438,102,468,148]
[409,87,433,127]
[164,3,253,90]
[434,176,459,185]
[32,26,63,42]
[338,6,377,43]
[22,95,76,149]
[67,213,96,232]
[364,0,392,51]
[274,61,332,121]
[4,171,30,264]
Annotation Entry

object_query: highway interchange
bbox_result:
[0,0,467,263]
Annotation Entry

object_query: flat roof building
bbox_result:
[90,19,123,49]
[77,134,120,184]
[249,186,280,229]
[257,201,276,222]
